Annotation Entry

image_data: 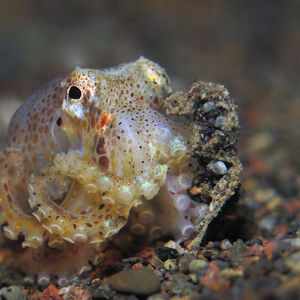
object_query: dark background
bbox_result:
[0,0,299,200]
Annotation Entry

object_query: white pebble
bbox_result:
[215,115,227,128]
[203,101,214,112]
[208,161,227,175]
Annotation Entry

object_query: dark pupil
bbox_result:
[68,86,82,99]
[56,117,62,126]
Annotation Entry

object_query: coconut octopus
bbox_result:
[0,57,242,285]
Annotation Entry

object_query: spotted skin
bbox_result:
[0,57,200,283]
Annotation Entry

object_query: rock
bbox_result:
[39,284,61,300]
[59,286,91,300]
[220,239,233,250]
[188,259,209,274]
[106,268,161,296]
[164,259,177,271]
[203,101,214,112]
[164,240,187,255]
[207,161,228,175]
[147,293,169,300]
[0,286,26,300]
[150,256,165,270]
[286,251,300,272]
[162,273,200,296]
[155,247,179,262]
[178,253,197,273]
[90,280,116,299]
[215,115,227,128]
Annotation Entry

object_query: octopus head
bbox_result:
[60,57,171,120]
[58,57,174,172]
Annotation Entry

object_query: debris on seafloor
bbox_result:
[0,58,242,298]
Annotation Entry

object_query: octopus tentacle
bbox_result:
[125,173,200,243]
[28,175,128,244]
[13,243,99,286]
[0,152,46,248]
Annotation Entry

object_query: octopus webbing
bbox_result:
[0,57,242,285]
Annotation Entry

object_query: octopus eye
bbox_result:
[56,117,62,126]
[68,86,82,100]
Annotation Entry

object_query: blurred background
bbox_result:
[0,0,299,236]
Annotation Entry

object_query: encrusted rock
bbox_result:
[163,81,242,247]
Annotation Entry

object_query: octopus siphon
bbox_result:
[0,57,242,285]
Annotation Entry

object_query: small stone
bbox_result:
[283,238,300,248]
[39,285,61,300]
[164,259,177,271]
[232,239,246,254]
[189,273,198,283]
[203,101,214,112]
[106,268,161,296]
[220,239,233,250]
[215,115,227,128]
[178,254,197,273]
[245,238,263,247]
[220,268,243,278]
[207,161,228,175]
[155,247,179,262]
[214,259,230,270]
[286,251,300,272]
[23,276,35,285]
[150,256,165,269]
[164,240,187,255]
[163,273,200,295]
[147,293,169,300]
[91,280,116,299]
[59,286,91,300]
[0,286,26,300]
[188,259,209,273]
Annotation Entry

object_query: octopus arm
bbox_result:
[28,174,128,244]
[0,153,46,248]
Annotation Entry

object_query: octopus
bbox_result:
[0,57,242,285]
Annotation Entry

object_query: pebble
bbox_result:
[106,268,161,296]
[155,247,179,262]
[232,239,246,254]
[285,251,300,272]
[189,273,198,284]
[207,161,228,175]
[164,273,201,296]
[0,286,26,300]
[220,239,233,250]
[164,240,187,255]
[245,238,263,247]
[203,101,214,112]
[214,259,230,270]
[164,259,177,271]
[150,256,165,270]
[147,293,170,300]
[188,259,209,273]
[179,254,197,273]
[215,115,227,128]
[283,238,300,248]
[91,280,116,299]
